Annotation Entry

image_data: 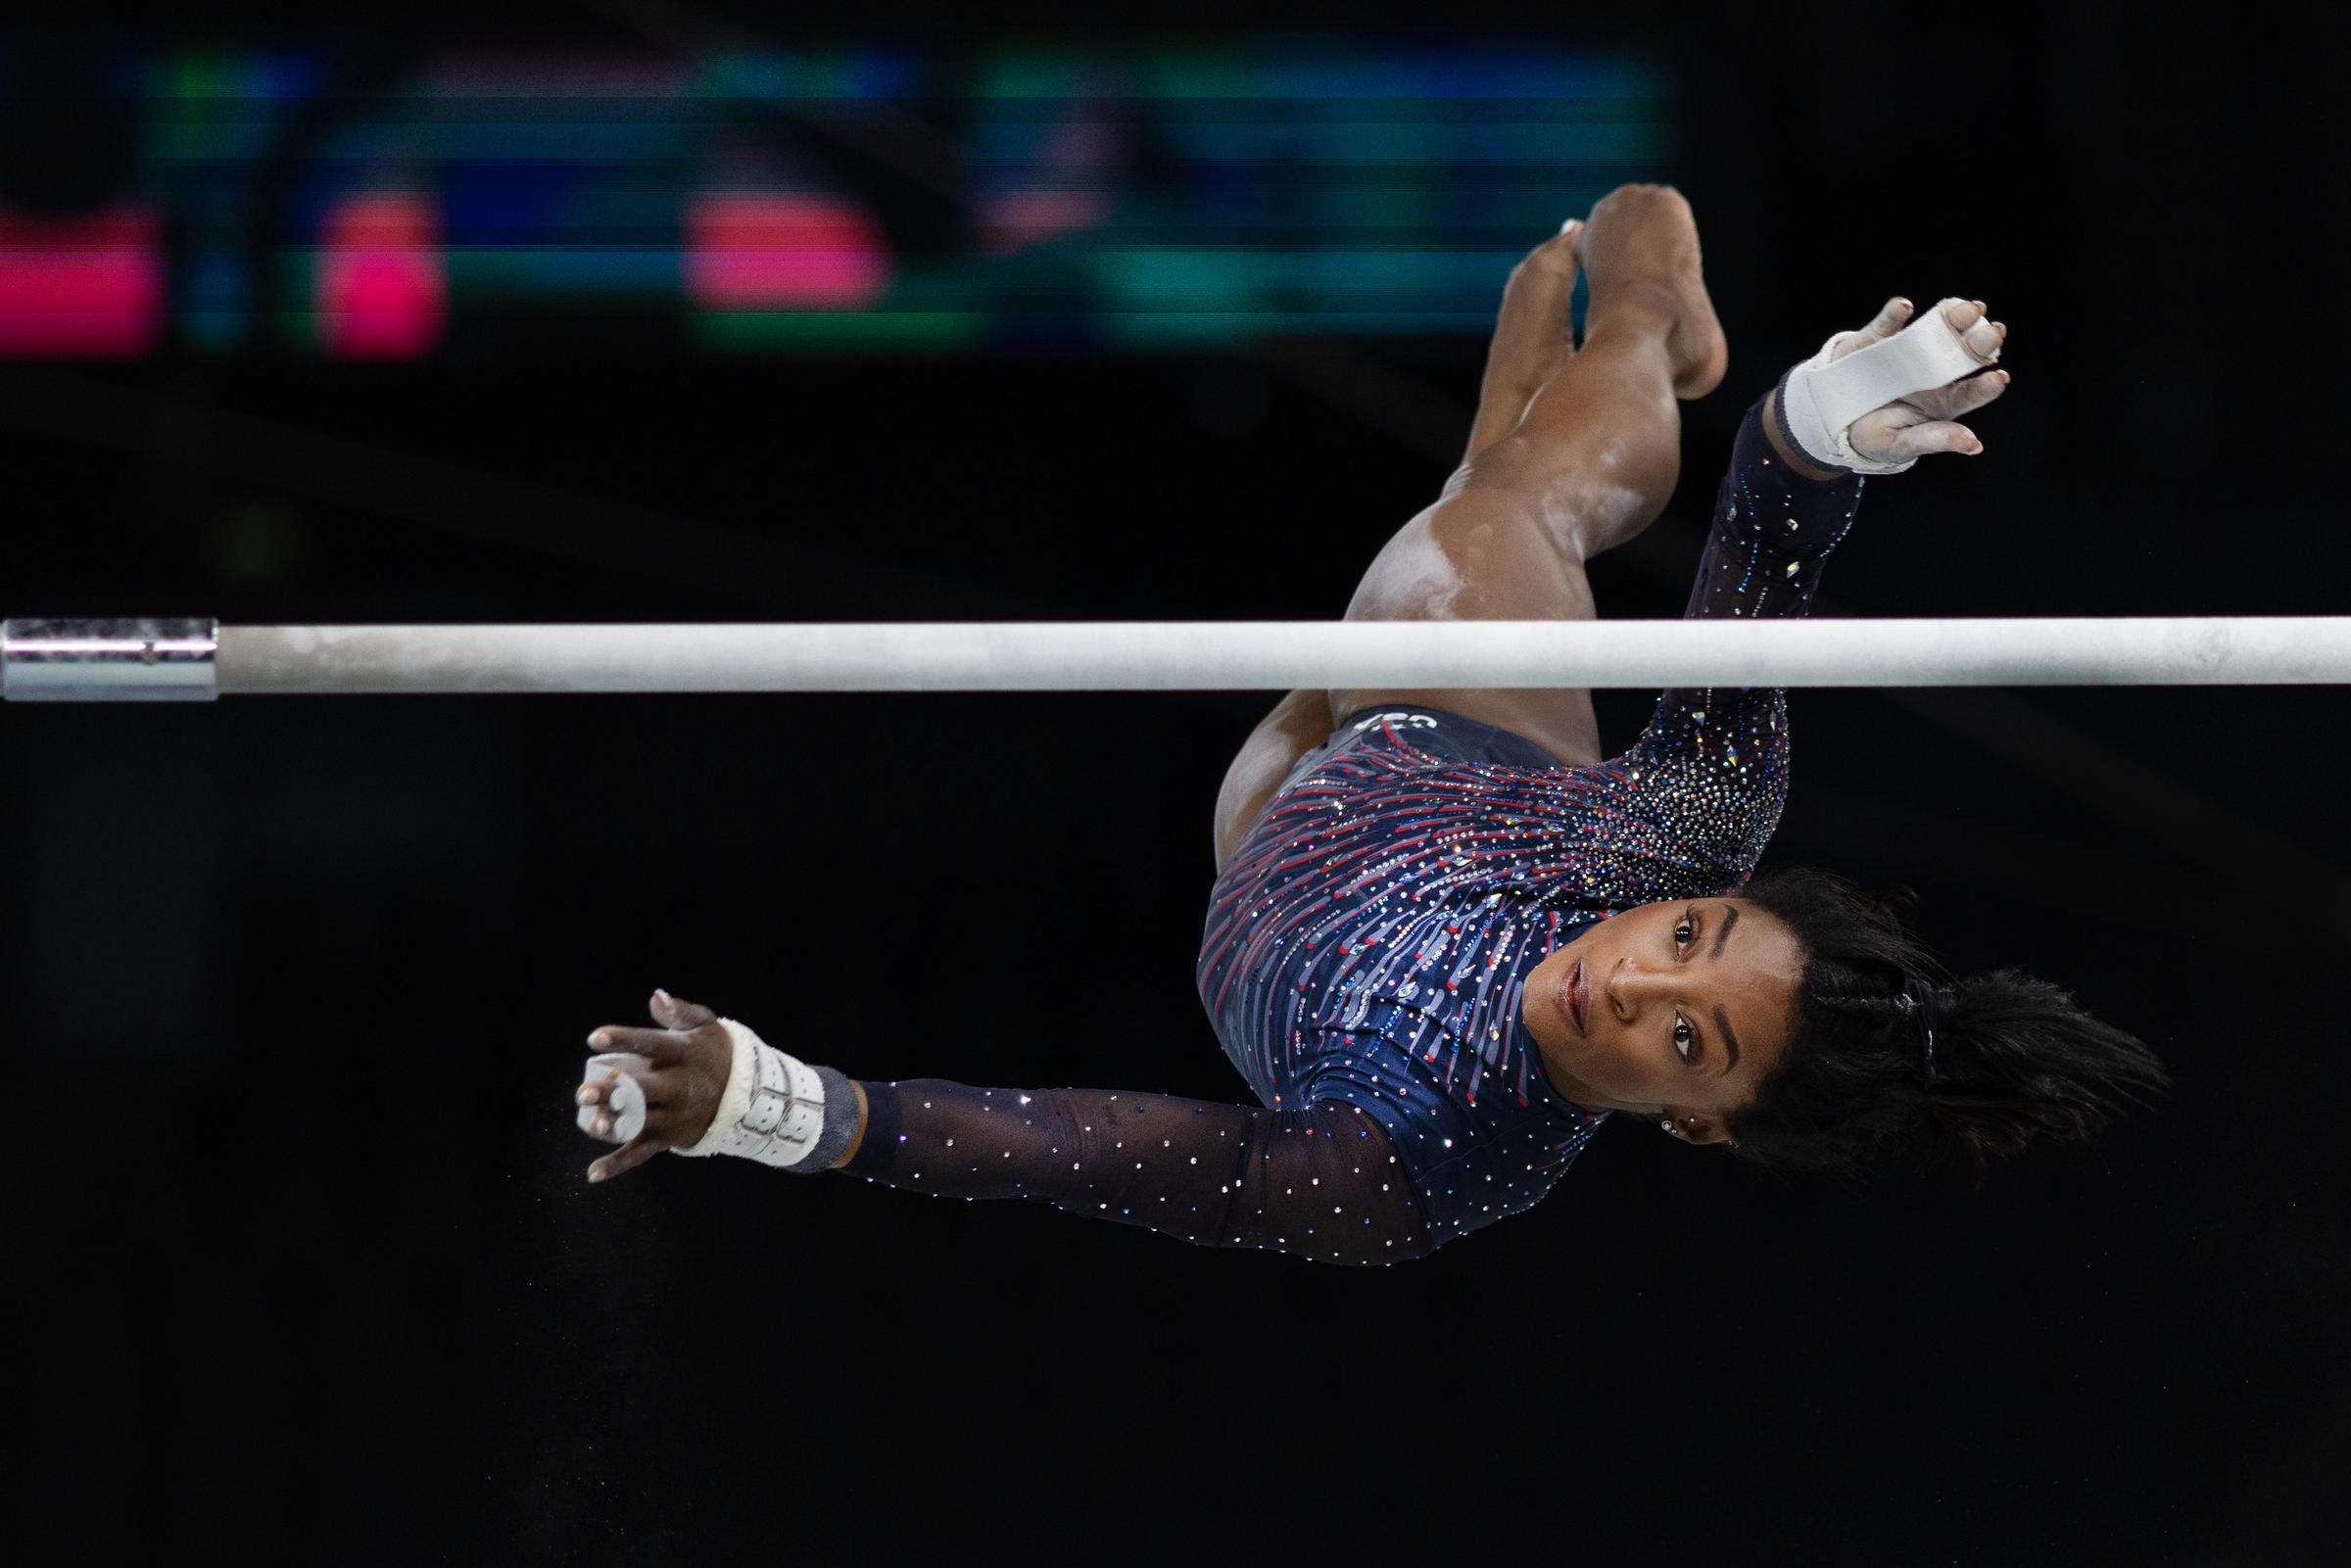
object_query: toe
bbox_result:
[1532,219,1582,276]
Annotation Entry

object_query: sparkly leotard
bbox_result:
[842,392,1864,1262]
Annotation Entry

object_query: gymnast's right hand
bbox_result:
[1834,296,2009,465]
[572,989,733,1182]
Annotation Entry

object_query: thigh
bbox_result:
[1326,484,1606,771]
[1213,685,1337,874]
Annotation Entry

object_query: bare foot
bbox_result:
[1572,183,1730,400]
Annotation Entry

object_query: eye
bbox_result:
[1673,911,1696,950]
[1672,1015,1695,1063]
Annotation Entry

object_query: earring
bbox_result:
[1657,1118,1673,1134]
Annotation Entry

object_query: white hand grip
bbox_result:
[1781,298,1994,475]
[577,1052,653,1144]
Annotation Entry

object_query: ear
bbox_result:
[1660,1114,1731,1145]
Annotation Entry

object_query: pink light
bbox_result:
[685,193,890,309]
[979,189,1113,256]
[318,192,446,358]
[0,207,163,358]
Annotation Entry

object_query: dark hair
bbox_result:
[1724,863,2171,1184]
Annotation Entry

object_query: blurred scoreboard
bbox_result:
[0,40,1673,358]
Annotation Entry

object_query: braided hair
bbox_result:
[1724,864,2171,1184]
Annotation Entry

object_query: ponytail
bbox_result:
[1726,865,2171,1183]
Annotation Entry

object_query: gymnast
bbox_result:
[570,183,2169,1263]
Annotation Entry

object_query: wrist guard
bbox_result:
[670,1018,860,1172]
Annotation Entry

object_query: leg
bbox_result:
[1214,686,1335,873]
[1213,185,1720,869]
[1214,222,1592,873]
[1332,188,1717,764]
[1458,218,1582,467]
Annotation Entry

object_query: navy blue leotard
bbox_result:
[842,392,1864,1262]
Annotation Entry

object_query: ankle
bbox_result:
[1582,277,1681,341]
[1576,294,1679,388]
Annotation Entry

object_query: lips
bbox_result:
[1555,958,1588,1035]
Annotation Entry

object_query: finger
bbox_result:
[576,1078,621,1136]
[1858,295,1912,343]
[1827,297,1911,363]
[649,989,719,1030]
[1891,419,1983,460]
[1903,366,2010,422]
[588,1137,668,1184]
[1944,368,2009,415]
[573,1061,635,1108]
[627,1064,688,1107]
[586,1024,690,1066]
[1939,299,2001,363]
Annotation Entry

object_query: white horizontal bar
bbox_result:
[205,618,2351,694]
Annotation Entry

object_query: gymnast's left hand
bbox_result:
[572,989,733,1182]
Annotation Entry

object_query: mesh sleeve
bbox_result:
[1618,391,1865,879]
[840,1078,1435,1266]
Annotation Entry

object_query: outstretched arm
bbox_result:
[1619,296,2009,879]
[840,1078,1431,1265]
[573,992,1433,1266]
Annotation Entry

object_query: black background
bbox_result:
[5,6,2345,1564]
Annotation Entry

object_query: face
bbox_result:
[1520,897,1803,1144]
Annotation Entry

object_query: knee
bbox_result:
[1459,434,1675,561]
[1549,460,1674,558]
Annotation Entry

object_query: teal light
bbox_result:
[110,33,1674,356]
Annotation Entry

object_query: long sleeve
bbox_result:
[1617,391,1865,880]
[840,1077,1435,1265]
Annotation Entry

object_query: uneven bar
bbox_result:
[7,618,2350,699]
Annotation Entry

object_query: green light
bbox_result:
[695,310,985,352]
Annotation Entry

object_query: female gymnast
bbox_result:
[570,184,2169,1263]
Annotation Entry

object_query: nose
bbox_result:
[1606,956,1667,1023]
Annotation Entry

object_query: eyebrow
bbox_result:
[1709,903,1740,960]
[1706,905,1743,1073]
[1679,905,1748,1076]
